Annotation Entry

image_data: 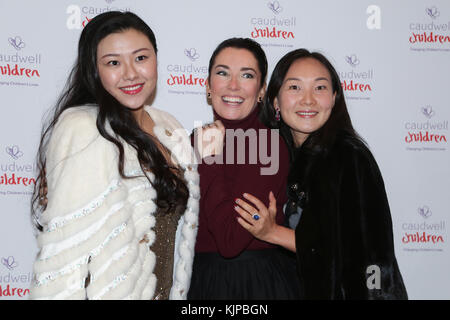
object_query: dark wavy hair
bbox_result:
[32,11,188,231]
[208,37,268,89]
[260,48,362,158]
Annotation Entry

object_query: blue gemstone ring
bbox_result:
[252,213,260,221]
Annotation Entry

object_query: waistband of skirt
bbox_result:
[194,248,289,262]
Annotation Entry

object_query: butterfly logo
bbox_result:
[345,54,360,67]
[418,206,432,219]
[426,6,440,19]
[8,36,25,51]
[6,145,24,160]
[421,106,435,119]
[184,48,200,61]
[268,1,283,14]
[1,256,18,271]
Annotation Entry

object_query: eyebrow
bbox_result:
[284,77,330,82]
[100,48,151,59]
[214,65,257,73]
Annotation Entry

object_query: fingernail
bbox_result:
[235,198,239,204]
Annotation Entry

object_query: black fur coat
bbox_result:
[287,132,408,299]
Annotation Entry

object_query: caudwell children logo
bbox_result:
[426,6,440,19]
[267,1,283,15]
[401,205,446,252]
[421,105,435,119]
[1,145,37,195]
[5,145,23,160]
[409,6,450,51]
[404,106,448,151]
[184,48,200,62]
[0,256,32,298]
[0,36,41,87]
[1,256,18,271]
[8,36,25,51]
[345,54,360,67]
[166,48,208,95]
[338,54,374,100]
[249,1,295,47]
[418,206,432,219]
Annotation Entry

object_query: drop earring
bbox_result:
[275,109,280,121]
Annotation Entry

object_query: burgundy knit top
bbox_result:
[194,106,290,258]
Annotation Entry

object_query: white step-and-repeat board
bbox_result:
[0,0,449,300]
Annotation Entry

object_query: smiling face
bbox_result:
[96,28,157,110]
[207,47,265,121]
[275,57,336,146]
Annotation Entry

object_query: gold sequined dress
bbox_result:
[150,201,186,300]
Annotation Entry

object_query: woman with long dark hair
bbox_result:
[235,49,408,299]
[187,38,300,299]
[30,11,199,300]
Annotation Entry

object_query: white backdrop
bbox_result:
[0,0,449,300]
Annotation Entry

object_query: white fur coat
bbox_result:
[30,105,199,300]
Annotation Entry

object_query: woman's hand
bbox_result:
[235,191,297,252]
[234,191,278,243]
[193,120,225,158]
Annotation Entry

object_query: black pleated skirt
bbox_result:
[187,248,302,300]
